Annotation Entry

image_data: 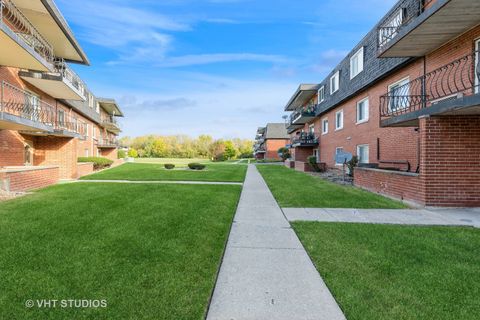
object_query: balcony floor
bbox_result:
[381,94,480,127]
[379,0,480,57]
[0,112,53,132]
[20,71,86,101]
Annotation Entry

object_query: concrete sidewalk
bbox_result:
[284,208,480,228]
[207,165,345,320]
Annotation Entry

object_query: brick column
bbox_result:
[419,115,480,207]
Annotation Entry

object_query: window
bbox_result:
[330,71,340,94]
[93,127,97,139]
[475,39,480,94]
[85,148,89,157]
[357,145,369,164]
[317,86,325,104]
[313,149,319,162]
[309,124,315,134]
[88,94,94,109]
[57,110,65,128]
[388,77,410,112]
[335,110,344,130]
[322,118,329,135]
[96,102,100,113]
[350,47,364,79]
[86,123,90,137]
[356,98,369,123]
[335,147,344,165]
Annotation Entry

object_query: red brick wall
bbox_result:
[293,147,316,162]
[0,166,59,192]
[99,148,117,161]
[420,115,480,207]
[316,60,424,170]
[0,131,29,166]
[265,139,289,160]
[34,136,78,179]
[355,168,424,205]
[76,162,94,178]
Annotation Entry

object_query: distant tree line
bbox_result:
[119,135,254,161]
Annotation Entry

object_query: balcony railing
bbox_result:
[98,138,118,147]
[0,0,54,65]
[0,81,55,126]
[56,110,84,134]
[54,59,87,97]
[380,51,480,119]
[289,104,317,125]
[291,133,319,146]
[377,0,433,51]
[101,116,119,127]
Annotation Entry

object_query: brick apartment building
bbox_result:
[0,0,123,192]
[284,0,480,207]
[253,123,289,160]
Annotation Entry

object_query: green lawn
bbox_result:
[257,165,406,208]
[293,222,480,320]
[134,158,210,165]
[82,162,247,182]
[0,183,241,319]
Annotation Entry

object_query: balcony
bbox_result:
[291,133,319,148]
[287,105,317,133]
[97,138,118,149]
[380,51,480,127]
[378,0,480,57]
[53,111,83,138]
[284,84,320,111]
[19,59,87,101]
[0,81,55,132]
[101,116,121,134]
[0,0,54,71]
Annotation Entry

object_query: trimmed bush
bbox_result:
[78,157,114,170]
[188,163,206,170]
[164,164,175,170]
[117,149,126,159]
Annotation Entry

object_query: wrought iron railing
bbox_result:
[292,133,319,146]
[55,109,83,134]
[101,116,120,128]
[98,137,118,146]
[289,104,317,125]
[0,0,54,66]
[54,59,87,98]
[380,51,480,119]
[0,81,55,126]
[377,0,435,50]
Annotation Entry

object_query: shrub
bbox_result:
[308,156,322,172]
[347,156,359,177]
[278,147,291,161]
[78,157,114,170]
[164,164,175,170]
[127,148,138,158]
[117,149,126,159]
[188,163,206,170]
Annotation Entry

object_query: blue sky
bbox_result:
[57,0,397,139]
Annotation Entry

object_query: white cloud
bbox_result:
[155,53,289,68]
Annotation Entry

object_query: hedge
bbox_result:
[78,157,114,170]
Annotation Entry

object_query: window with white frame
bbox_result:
[88,94,94,109]
[356,97,369,123]
[309,124,315,134]
[93,127,97,139]
[330,71,340,94]
[313,149,319,162]
[322,118,329,134]
[357,144,369,164]
[335,147,344,165]
[335,110,343,130]
[85,148,89,157]
[350,47,364,79]
[86,123,90,137]
[388,77,410,112]
[317,86,325,104]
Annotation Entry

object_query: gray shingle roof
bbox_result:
[265,123,289,139]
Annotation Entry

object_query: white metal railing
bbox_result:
[0,0,54,66]
[54,58,86,98]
